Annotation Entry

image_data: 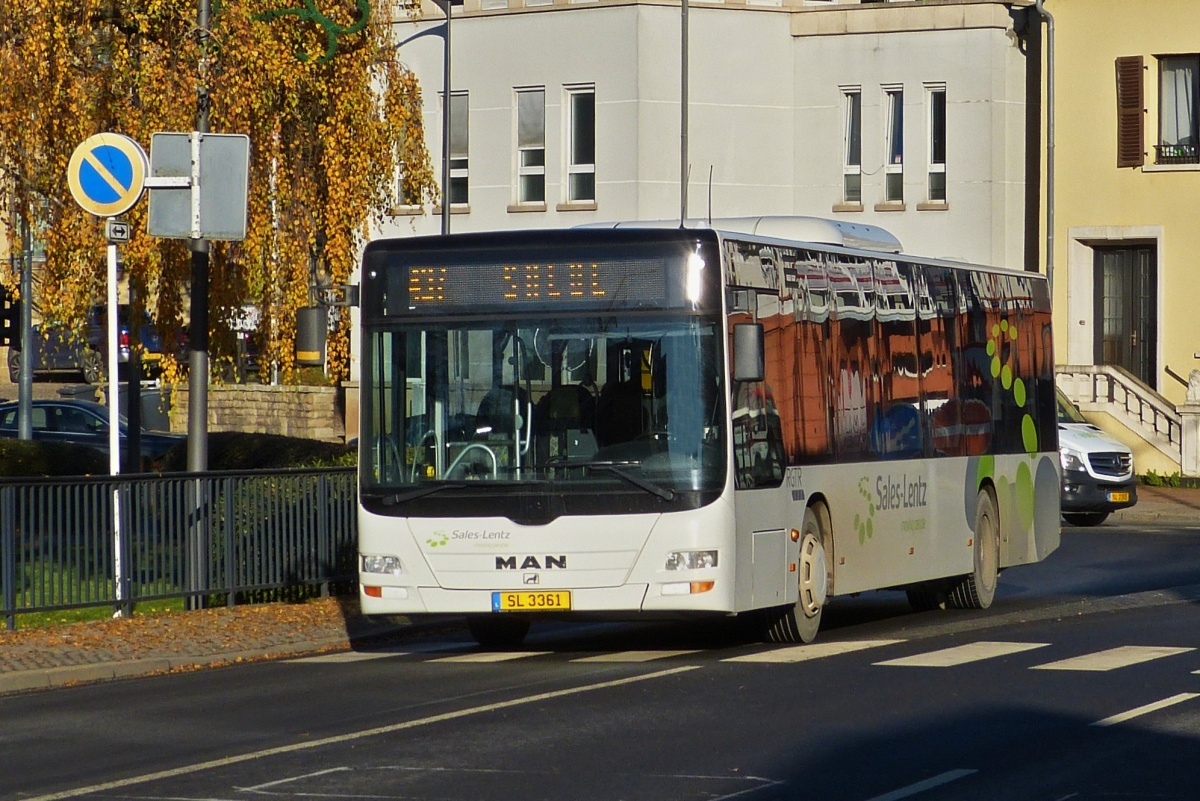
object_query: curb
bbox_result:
[0,642,342,695]
[0,620,457,697]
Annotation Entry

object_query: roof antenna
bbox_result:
[680,164,692,228]
[707,165,713,227]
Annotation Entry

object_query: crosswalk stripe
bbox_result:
[723,640,905,663]
[432,651,550,663]
[289,652,401,664]
[875,641,1049,667]
[1091,693,1200,727]
[1033,645,1195,672]
[573,650,701,663]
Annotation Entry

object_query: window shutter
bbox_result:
[1115,56,1144,168]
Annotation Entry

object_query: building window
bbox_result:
[842,89,862,204]
[516,88,546,204]
[448,91,469,205]
[566,85,595,203]
[1158,55,1199,164]
[1115,55,1145,168]
[926,85,946,202]
[884,87,904,203]
[394,161,423,212]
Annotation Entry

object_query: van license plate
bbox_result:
[1108,491,1130,503]
[492,591,571,612]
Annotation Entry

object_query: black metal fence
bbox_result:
[1,467,357,629]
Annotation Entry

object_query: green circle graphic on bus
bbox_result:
[427,532,450,548]
[966,317,1044,536]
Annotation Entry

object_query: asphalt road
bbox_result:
[4,520,1200,801]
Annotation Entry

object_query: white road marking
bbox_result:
[573,650,701,663]
[723,640,905,663]
[240,766,350,791]
[432,651,550,663]
[1091,693,1200,728]
[289,652,401,663]
[1032,646,1195,672]
[874,641,1048,668]
[862,769,978,801]
[17,665,699,801]
[289,642,475,663]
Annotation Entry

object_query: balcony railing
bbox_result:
[1155,143,1199,165]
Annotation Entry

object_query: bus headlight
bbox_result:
[361,555,405,576]
[665,550,718,571]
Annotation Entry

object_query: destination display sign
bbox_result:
[403,257,672,311]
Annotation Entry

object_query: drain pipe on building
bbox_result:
[1035,0,1055,296]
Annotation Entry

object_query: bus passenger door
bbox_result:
[730,321,793,610]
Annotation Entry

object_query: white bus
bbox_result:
[357,222,1060,647]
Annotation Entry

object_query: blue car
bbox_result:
[0,399,183,464]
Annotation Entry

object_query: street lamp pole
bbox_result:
[681,0,689,224]
[186,0,212,611]
[438,0,453,236]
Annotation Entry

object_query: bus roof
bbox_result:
[580,216,903,254]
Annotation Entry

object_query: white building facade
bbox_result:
[379,0,1040,271]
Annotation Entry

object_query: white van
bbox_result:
[1056,389,1138,526]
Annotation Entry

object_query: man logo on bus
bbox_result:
[496,555,567,570]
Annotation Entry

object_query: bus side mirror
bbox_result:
[732,323,764,383]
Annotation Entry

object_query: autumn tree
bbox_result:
[0,0,437,383]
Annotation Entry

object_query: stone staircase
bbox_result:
[1055,364,1184,471]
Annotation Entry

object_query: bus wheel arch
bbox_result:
[765,500,832,644]
[948,483,1000,610]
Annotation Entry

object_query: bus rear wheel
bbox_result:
[948,488,999,610]
[467,615,531,649]
[766,503,830,644]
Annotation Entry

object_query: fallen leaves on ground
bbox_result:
[0,597,361,660]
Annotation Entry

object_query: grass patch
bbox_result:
[13,599,185,629]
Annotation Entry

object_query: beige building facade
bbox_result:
[1046,0,1200,474]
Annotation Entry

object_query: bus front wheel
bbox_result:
[948,488,999,610]
[467,615,531,649]
[766,503,831,644]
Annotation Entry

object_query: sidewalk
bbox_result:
[1,486,1197,696]
[1108,484,1200,526]
[0,596,450,696]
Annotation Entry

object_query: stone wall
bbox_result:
[169,384,346,443]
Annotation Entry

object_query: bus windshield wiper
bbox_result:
[380,479,532,506]
[564,460,675,501]
[380,482,469,506]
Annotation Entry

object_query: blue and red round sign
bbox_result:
[67,133,148,217]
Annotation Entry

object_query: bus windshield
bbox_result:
[362,313,726,504]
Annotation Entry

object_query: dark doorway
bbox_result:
[1093,244,1157,386]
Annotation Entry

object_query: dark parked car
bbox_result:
[7,305,164,384]
[0,399,183,464]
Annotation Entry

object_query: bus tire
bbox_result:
[948,487,999,610]
[467,615,531,649]
[766,503,830,644]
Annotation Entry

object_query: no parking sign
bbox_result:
[66,132,148,217]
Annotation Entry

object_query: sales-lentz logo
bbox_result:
[426,529,511,548]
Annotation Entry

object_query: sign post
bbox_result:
[66,132,148,618]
